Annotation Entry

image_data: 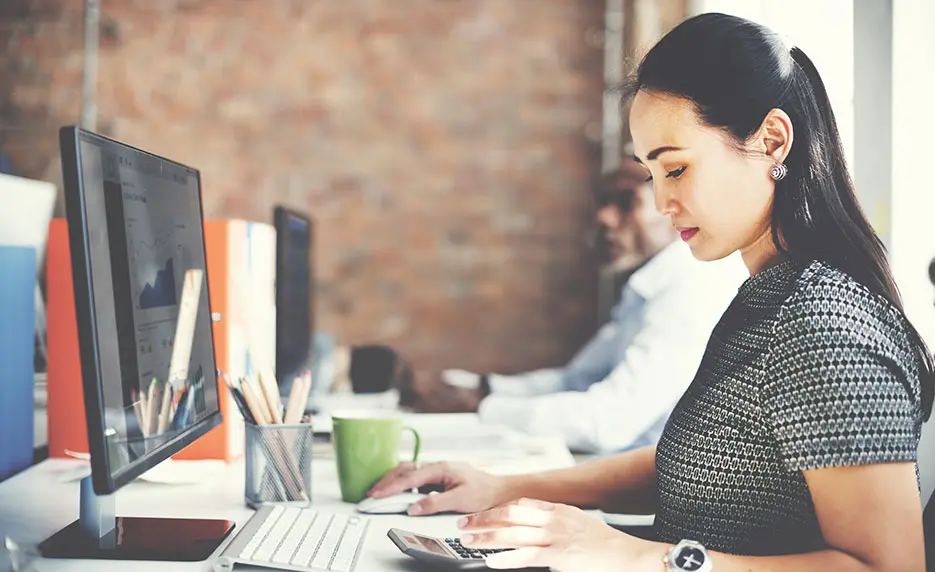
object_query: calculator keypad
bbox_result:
[444,538,511,560]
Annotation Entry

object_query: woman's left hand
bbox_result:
[457,497,653,572]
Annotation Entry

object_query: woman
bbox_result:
[369,12,934,572]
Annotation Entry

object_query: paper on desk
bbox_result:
[315,391,400,419]
[139,459,229,484]
[55,458,229,485]
[600,512,656,526]
[2,536,39,572]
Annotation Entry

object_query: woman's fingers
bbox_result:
[368,462,416,497]
[369,462,448,498]
[461,526,551,549]
[515,497,556,511]
[408,488,467,516]
[458,499,555,529]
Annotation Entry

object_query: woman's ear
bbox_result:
[757,108,794,163]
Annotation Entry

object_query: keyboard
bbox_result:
[214,505,369,572]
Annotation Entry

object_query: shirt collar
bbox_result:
[624,241,695,300]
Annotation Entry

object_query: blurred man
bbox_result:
[406,159,747,454]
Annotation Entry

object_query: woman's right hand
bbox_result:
[367,461,513,516]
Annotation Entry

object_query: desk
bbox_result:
[0,415,575,571]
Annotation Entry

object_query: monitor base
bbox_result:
[37,475,235,561]
[39,516,235,561]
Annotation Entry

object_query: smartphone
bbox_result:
[387,528,548,571]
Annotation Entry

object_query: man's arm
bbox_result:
[479,288,717,453]
[485,320,624,398]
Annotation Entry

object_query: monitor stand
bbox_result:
[39,475,236,561]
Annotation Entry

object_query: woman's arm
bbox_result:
[633,462,924,571]
[368,445,657,516]
[459,462,924,572]
[503,445,657,514]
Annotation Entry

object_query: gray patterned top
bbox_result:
[653,259,923,556]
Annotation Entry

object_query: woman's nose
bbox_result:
[654,185,677,216]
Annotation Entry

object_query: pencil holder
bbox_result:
[244,422,314,509]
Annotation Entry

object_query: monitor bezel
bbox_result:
[273,205,313,384]
[59,125,223,496]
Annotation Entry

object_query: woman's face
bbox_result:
[628,90,779,270]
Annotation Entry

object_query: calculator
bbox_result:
[387,528,549,571]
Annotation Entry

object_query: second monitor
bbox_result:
[274,206,313,386]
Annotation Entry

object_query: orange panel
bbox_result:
[46,218,89,458]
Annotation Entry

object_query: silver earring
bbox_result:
[770,162,788,181]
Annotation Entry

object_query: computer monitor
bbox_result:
[274,206,313,386]
[39,126,235,561]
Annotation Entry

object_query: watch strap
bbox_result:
[478,373,491,397]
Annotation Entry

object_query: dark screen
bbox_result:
[76,132,219,481]
[275,208,312,383]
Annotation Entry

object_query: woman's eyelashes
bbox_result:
[644,166,686,182]
[666,166,687,179]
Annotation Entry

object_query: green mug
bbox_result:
[331,410,421,503]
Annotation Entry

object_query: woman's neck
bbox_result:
[741,230,785,275]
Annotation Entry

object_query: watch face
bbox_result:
[674,546,706,571]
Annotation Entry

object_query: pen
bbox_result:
[131,392,145,436]
[257,371,284,424]
[170,386,190,431]
[138,385,148,435]
[146,377,159,435]
[224,376,256,424]
[241,377,273,426]
[157,384,173,434]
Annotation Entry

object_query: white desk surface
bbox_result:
[0,414,576,571]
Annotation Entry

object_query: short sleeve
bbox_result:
[762,276,922,472]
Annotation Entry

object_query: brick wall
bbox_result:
[1,0,607,379]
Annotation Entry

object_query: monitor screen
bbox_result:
[274,206,312,384]
[60,127,221,494]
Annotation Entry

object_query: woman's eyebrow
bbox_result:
[633,146,684,164]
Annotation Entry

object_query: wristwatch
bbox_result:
[478,373,492,398]
[663,539,712,572]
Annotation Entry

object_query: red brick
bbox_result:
[0,0,615,380]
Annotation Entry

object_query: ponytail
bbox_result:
[781,45,935,420]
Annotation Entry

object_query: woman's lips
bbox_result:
[678,227,699,241]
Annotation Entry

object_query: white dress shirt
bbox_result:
[477,241,748,453]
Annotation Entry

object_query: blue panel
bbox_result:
[0,246,36,482]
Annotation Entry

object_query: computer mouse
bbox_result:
[356,492,427,515]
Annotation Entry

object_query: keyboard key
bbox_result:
[292,512,332,567]
[239,506,284,560]
[329,519,365,571]
[272,508,318,564]
[310,515,348,570]
[253,507,301,562]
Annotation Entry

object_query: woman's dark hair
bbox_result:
[624,12,935,419]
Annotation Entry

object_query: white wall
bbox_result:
[891,0,935,504]
[852,0,890,242]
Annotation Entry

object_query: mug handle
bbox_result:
[401,425,421,464]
